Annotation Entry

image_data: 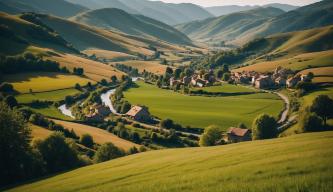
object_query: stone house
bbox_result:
[255,76,274,89]
[287,75,301,88]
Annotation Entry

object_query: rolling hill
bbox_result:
[0,0,88,18]
[232,25,333,72]
[66,0,213,25]
[7,131,333,192]
[175,7,285,45]
[176,0,333,46]
[70,8,192,45]
[205,3,298,17]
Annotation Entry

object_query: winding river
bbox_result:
[59,77,140,118]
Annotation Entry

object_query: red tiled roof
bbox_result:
[227,127,250,137]
[126,106,143,117]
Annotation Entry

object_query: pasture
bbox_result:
[8,131,333,192]
[16,88,80,104]
[110,60,168,75]
[124,81,283,129]
[3,72,92,93]
[234,50,333,73]
[52,120,140,150]
[28,106,73,121]
[48,53,125,81]
[30,124,53,140]
[192,83,259,93]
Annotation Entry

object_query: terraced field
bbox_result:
[3,72,93,93]
[124,81,283,129]
[8,131,333,192]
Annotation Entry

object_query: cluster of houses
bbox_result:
[231,67,311,89]
[85,104,111,122]
[170,72,216,88]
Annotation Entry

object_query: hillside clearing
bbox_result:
[124,81,283,129]
[30,124,53,140]
[2,72,92,93]
[82,49,136,61]
[8,131,333,192]
[52,120,139,150]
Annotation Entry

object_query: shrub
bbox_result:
[5,95,18,109]
[0,82,14,93]
[299,109,323,132]
[80,134,94,148]
[94,142,125,163]
[252,114,277,140]
[199,125,222,146]
[160,119,174,129]
[310,95,333,125]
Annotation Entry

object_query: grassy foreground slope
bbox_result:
[9,131,333,192]
[124,81,283,129]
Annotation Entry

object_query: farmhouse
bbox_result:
[126,106,151,122]
[182,76,191,85]
[255,76,274,89]
[287,75,301,88]
[275,77,286,86]
[85,104,111,122]
[225,127,252,143]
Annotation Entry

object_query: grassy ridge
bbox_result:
[8,131,333,192]
[124,81,283,129]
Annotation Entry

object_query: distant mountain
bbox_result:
[176,0,333,46]
[175,7,285,45]
[205,3,298,17]
[0,0,88,18]
[66,0,213,25]
[70,8,192,45]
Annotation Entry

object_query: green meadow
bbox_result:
[8,131,333,192]
[16,88,81,104]
[124,81,283,129]
[192,83,259,93]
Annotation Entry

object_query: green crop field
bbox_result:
[2,72,93,93]
[124,81,283,129]
[16,88,80,104]
[192,83,259,93]
[28,106,73,121]
[8,131,333,192]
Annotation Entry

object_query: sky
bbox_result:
[150,0,320,7]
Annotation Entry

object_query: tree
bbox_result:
[0,102,42,186]
[310,95,333,126]
[199,125,222,146]
[65,95,74,106]
[35,132,79,173]
[166,67,173,74]
[131,132,141,143]
[222,72,231,81]
[74,83,81,90]
[222,64,229,73]
[5,95,18,109]
[174,68,182,79]
[160,119,174,129]
[299,109,323,132]
[80,134,94,148]
[0,82,14,93]
[216,69,224,79]
[94,142,124,163]
[100,79,108,86]
[238,123,247,129]
[252,114,277,140]
[128,146,139,154]
[120,101,131,114]
[111,75,118,84]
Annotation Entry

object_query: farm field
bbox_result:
[52,120,140,150]
[110,60,168,75]
[82,49,136,61]
[30,124,53,140]
[302,87,333,107]
[2,72,92,93]
[29,106,73,121]
[16,88,80,104]
[124,81,283,129]
[48,53,125,81]
[233,50,333,73]
[8,131,333,192]
[192,83,259,93]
